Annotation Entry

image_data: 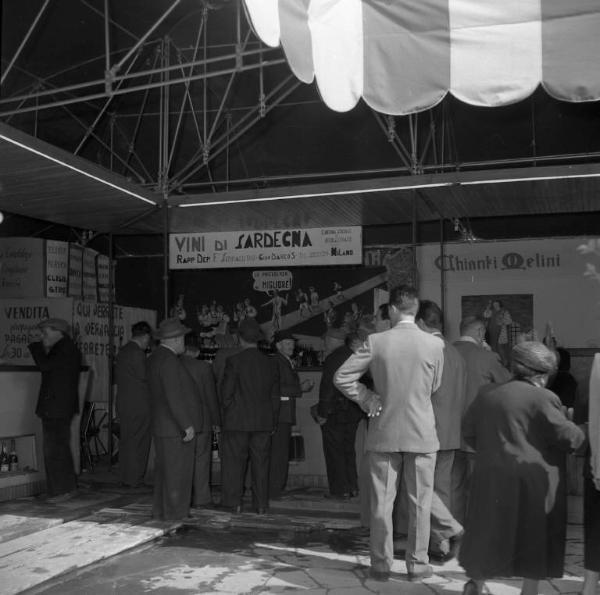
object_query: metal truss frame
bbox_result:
[3,0,597,202]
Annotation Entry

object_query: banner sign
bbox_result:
[0,238,45,298]
[169,226,363,269]
[45,240,69,298]
[73,300,156,402]
[68,244,83,298]
[417,237,600,347]
[252,270,293,293]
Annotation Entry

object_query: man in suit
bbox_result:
[314,332,366,500]
[180,333,220,508]
[335,285,444,582]
[452,315,512,524]
[220,318,280,513]
[146,318,197,521]
[28,318,82,502]
[115,321,153,489]
[269,329,314,499]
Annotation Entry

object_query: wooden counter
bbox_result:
[0,366,90,501]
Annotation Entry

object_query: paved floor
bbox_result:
[0,466,589,595]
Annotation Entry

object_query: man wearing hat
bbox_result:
[115,320,153,489]
[146,317,197,520]
[28,318,82,502]
[220,318,280,513]
[269,329,314,499]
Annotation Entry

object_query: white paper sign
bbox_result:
[169,226,362,269]
[45,240,69,298]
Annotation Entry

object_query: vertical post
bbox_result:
[107,233,115,469]
[439,218,446,333]
[412,193,419,290]
[162,200,170,318]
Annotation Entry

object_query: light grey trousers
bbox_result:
[368,450,436,574]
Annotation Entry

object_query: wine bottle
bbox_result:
[8,439,18,472]
[0,442,9,473]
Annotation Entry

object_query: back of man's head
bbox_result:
[131,321,152,337]
[184,332,201,356]
[389,285,419,316]
[416,300,443,331]
[460,316,485,338]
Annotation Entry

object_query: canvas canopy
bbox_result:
[243,0,600,114]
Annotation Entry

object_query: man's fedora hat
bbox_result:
[154,317,190,340]
[37,318,70,335]
[273,329,296,343]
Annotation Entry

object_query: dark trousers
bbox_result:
[321,418,359,496]
[192,431,212,506]
[221,430,271,509]
[584,475,600,571]
[269,422,291,498]
[42,417,77,497]
[152,435,195,520]
[118,410,151,487]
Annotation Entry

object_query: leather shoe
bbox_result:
[368,568,390,582]
[407,564,434,581]
[463,579,481,595]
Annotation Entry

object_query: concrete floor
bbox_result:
[0,464,591,595]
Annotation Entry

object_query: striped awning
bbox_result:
[243,0,600,114]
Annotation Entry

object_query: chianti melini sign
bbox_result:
[435,251,561,272]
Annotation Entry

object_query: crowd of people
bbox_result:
[26,286,600,592]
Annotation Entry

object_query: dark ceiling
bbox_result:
[1,0,600,242]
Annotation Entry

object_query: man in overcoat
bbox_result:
[269,329,313,499]
[315,332,366,499]
[28,318,82,501]
[115,321,153,488]
[414,300,465,559]
[180,333,220,507]
[146,318,197,521]
[452,316,511,524]
[220,318,280,512]
[335,285,444,581]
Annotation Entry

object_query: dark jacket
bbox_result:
[146,345,198,438]
[317,345,364,423]
[221,347,280,431]
[180,355,220,431]
[115,340,149,419]
[29,336,81,419]
[273,352,302,425]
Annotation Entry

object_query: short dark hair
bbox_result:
[416,300,443,330]
[389,285,419,314]
[131,321,152,337]
[460,316,485,335]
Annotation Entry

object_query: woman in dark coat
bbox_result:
[459,341,585,595]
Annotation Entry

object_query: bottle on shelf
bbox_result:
[0,442,9,473]
[8,439,18,472]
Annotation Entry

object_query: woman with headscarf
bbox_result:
[459,341,585,595]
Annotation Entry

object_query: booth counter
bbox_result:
[0,365,91,502]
